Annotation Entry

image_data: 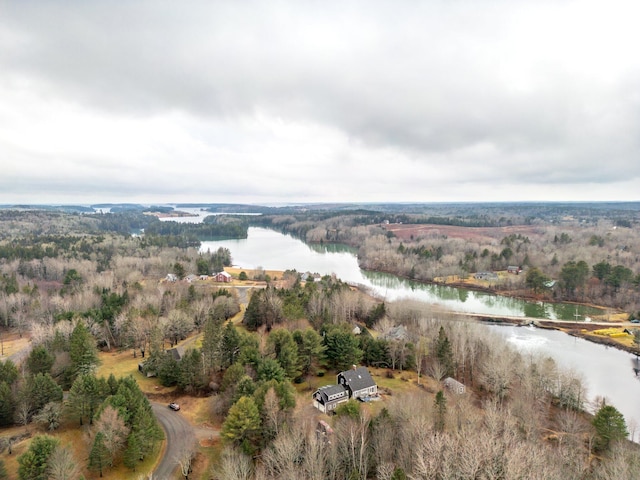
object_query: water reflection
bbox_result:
[201,227,606,321]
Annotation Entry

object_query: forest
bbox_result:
[0,205,638,479]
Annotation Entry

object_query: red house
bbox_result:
[214,271,232,283]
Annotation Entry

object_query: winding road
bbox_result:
[151,402,195,480]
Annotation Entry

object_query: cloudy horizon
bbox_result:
[1,1,639,205]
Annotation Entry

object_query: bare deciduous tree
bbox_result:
[175,434,197,479]
[48,445,81,480]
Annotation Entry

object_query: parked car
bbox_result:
[630,319,640,324]
[168,403,180,411]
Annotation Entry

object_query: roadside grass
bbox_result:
[194,440,222,480]
[173,396,212,426]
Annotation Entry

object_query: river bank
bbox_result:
[471,314,640,356]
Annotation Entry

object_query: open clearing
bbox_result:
[383,223,545,243]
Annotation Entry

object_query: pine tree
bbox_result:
[67,374,104,426]
[88,432,110,477]
[27,373,63,415]
[0,382,15,427]
[267,329,300,379]
[434,390,447,432]
[221,396,261,449]
[242,290,264,330]
[592,403,628,452]
[177,348,205,393]
[123,433,142,471]
[220,323,242,368]
[435,326,454,377]
[202,316,224,373]
[323,325,363,371]
[294,328,325,377]
[69,321,99,378]
[0,359,18,386]
[26,345,55,376]
[17,434,59,480]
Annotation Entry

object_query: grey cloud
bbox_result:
[1,1,640,202]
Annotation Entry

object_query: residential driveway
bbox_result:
[152,402,195,480]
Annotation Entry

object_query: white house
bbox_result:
[443,377,466,395]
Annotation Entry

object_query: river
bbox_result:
[201,227,604,320]
[201,227,639,439]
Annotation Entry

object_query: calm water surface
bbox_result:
[201,227,604,320]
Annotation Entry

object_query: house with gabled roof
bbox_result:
[214,271,232,283]
[338,366,377,400]
[313,366,378,413]
[313,384,349,414]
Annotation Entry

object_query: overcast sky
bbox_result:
[1,1,639,205]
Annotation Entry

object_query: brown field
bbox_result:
[383,223,545,243]
[0,331,30,358]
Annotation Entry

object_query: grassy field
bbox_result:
[0,332,30,359]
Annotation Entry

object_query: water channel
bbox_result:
[201,226,640,439]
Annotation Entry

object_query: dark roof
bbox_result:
[338,366,376,392]
[167,346,185,361]
[314,384,348,403]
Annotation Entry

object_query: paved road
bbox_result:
[151,402,195,480]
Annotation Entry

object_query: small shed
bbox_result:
[443,377,466,395]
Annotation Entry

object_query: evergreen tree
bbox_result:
[253,379,296,411]
[221,396,261,451]
[323,325,363,371]
[434,390,447,432]
[294,328,326,376]
[266,329,299,379]
[26,345,55,376]
[202,316,224,373]
[157,354,180,387]
[592,403,628,452]
[257,358,286,383]
[17,434,59,480]
[242,289,264,330]
[67,374,104,426]
[69,321,99,378]
[220,323,242,368]
[123,433,142,471]
[177,348,206,392]
[0,381,15,427]
[27,373,63,416]
[88,432,110,477]
[435,326,455,377]
[0,359,18,386]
